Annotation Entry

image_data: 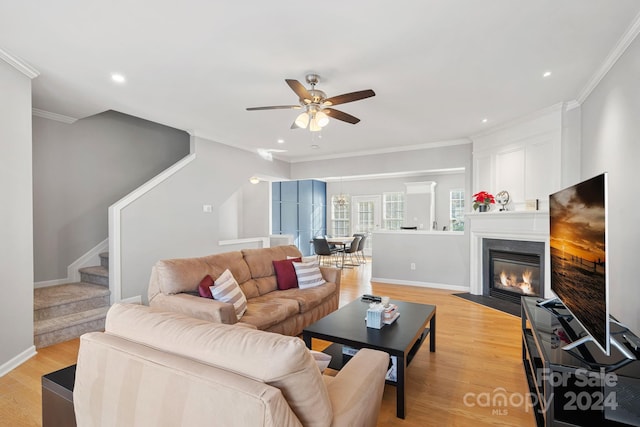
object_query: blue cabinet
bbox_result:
[272,180,326,256]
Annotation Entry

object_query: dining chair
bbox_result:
[343,236,361,266]
[352,233,367,264]
[324,235,338,251]
[312,237,339,267]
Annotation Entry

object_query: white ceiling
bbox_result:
[2,1,640,162]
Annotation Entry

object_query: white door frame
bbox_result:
[351,195,381,256]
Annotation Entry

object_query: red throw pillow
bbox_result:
[273,257,301,290]
[198,275,214,298]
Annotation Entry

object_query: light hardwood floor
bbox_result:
[0,260,537,427]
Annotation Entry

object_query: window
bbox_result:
[450,189,465,231]
[383,192,404,230]
[331,195,350,236]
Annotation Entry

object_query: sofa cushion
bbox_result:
[242,246,303,280]
[292,261,326,289]
[211,269,247,320]
[198,275,214,298]
[273,257,301,290]
[268,282,337,313]
[105,303,333,427]
[202,252,252,285]
[239,297,300,330]
[155,251,251,295]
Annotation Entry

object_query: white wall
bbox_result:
[581,33,640,334]
[32,111,190,282]
[0,59,36,373]
[118,136,289,303]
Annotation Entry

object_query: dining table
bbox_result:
[326,236,355,269]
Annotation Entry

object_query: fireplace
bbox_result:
[482,239,544,304]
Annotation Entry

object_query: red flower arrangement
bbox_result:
[472,191,495,211]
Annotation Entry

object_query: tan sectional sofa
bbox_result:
[148,245,340,336]
[74,303,389,427]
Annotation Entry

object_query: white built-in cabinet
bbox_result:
[471,104,577,212]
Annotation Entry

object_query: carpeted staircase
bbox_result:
[34,252,111,348]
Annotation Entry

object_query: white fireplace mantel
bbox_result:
[467,210,551,298]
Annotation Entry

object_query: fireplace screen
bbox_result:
[490,251,541,298]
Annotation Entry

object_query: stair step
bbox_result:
[34,282,110,321]
[34,306,110,348]
[99,251,109,269]
[79,265,108,286]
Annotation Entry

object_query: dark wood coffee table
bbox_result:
[302,298,436,419]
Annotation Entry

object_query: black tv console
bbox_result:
[521,296,640,427]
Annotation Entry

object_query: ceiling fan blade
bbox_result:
[246,105,301,111]
[285,79,312,103]
[324,108,360,124]
[323,89,375,106]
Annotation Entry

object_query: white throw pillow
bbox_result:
[210,269,247,320]
[292,260,326,289]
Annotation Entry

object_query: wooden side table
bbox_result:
[42,364,76,427]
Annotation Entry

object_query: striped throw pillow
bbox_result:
[292,260,326,289]
[210,269,247,320]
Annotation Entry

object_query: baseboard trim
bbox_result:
[34,278,69,289]
[119,295,142,304]
[0,345,37,377]
[371,277,469,293]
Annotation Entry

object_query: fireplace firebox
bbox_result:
[482,239,544,304]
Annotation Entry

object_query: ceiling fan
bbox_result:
[246,74,375,131]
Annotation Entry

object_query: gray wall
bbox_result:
[0,60,35,370]
[32,111,190,282]
[119,136,289,302]
[581,35,640,333]
[372,231,468,289]
[291,142,472,181]
[217,180,271,240]
[242,180,271,238]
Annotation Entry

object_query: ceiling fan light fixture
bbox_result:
[246,74,375,131]
[309,117,322,132]
[295,112,309,128]
[315,111,329,127]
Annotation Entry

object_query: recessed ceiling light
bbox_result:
[111,73,126,83]
[277,139,284,144]
[482,118,488,123]
[543,71,552,78]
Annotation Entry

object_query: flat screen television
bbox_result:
[548,172,610,355]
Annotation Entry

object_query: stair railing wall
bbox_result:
[108,153,197,303]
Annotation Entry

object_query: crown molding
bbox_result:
[577,11,640,103]
[0,47,39,79]
[565,100,581,111]
[32,108,78,124]
[290,138,472,163]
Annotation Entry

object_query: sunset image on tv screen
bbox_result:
[549,173,607,351]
